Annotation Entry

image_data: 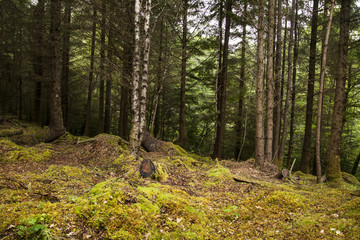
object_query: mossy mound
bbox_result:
[0,139,52,163]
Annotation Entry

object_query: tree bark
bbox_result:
[254,0,265,169]
[47,0,65,141]
[327,0,350,183]
[300,0,319,174]
[61,0,71,129]
[287,0,299,168]
[129,0,141,156]
[104,9,113,134]
[278,0,295,165]
[234,1,247,160]
[273,0,282,164]
[33,0,45,125]
[265,0,275,164]
[98,0,106,134]
[84,7,97,137]
[351,152,360,175]
[178,0,188,147]
[315,0,335,183]
[213,0,232,160]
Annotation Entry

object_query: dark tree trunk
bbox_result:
[47,0,65,141]
[265,0,275,164]
[33,0,45,125]
[234,1,247,160]
[327,0,350,182]
[104,10,114,134]
[61,0,71,129]
[213,0,232,160]
[178,0,188,147]
[98,0,106,134]
[84,8,97,137]
[300,0,319,174]
[287,0,299,168]
[254,0,265,169]
[273,0,282,163]
[351,152,360,175]
[279,0,295,165]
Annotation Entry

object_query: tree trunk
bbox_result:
[234,1,247,160]
[129,0,141,156]
[98,0,106,134]
[33,0,45,125]
[213,0,232,160]
[265,0,275,164]
[278,0,295,165]
[300,0,319,174]
[254,0,265,169]
[316,0,335,183]
[273,0,282,163]
[178,0,188,147]
[287,0,299,168]
[47,0,65,141]
[139,0,152,143]
[84,8,97,137]
[351,152,360,175]
[327,0,350,183]
[61,0,71,129]
[104,10,113,134]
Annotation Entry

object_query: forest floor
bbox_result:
[0,117,360,239]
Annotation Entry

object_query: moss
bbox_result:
[0,139,53,163]
[152,162,169,182]
[341,172,360,187]
[207,164,233,181]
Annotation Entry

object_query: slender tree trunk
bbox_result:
[278,0,295,165]
[300,0,319,174]
[47,0,65,141]
[61,0,71,129]
[273,0,282,163]
[254,0,265,169]
[129,0,141,156]
[139,0,152,142]
[33,0,45,125]
[84,8,97,137]
[315,0,335,183]
[351,152,360,175]
[287,0,299,168]
[265,0,275,164]
[213,0,232,160]
[178,0,188,147]
[104,11,113,134]
[235,1,247,160]
[327,0,350,183]
[98,0,106,133]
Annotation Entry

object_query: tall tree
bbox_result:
[315,0,335,183]
[300,0,319,174]
[104,10,113,134]
[84,7,97,137]
[287,0,299,167]
[278,0,295,164]
[129,0,152,157]
[235,1,247,161]
[327,0,351,183]
[213,0,232,160]
[178,0,188,147]
[98,0,106,133]
[273,0,283,163]
[32,0,45,125]
[61,0,71,129]
[265,0,275,164]
[254,0,265,169]
[46,0,65,141]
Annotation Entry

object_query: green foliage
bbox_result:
[17,214,52,240]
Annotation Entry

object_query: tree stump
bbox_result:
[140,159,156,178]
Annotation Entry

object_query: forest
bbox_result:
[0,0,360,239]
